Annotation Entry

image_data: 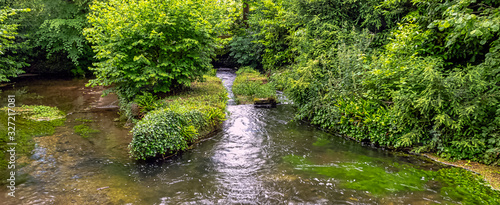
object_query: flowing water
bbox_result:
[0,70,482,204]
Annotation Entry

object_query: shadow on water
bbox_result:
[0,71,473,204]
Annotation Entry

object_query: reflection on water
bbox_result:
[0,72,471,204]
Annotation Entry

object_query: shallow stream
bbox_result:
[0,70,487,204]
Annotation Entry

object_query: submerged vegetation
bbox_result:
[73,118,99,138]
[1,0,499,201]
[284,155,500,203]
[0,105,65,184]
[19,105,65,121]
[284,154,432,195]
[74,124,99,138]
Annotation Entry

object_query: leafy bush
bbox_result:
[84,0,234,101]
[130,108,205,159]
[34,0,93,76]
[73,124,99,138]
[129,76,227,160]
[134,92,160,113]
[257,0,500,164]
[229,33,263,68]
[0,7,30,82]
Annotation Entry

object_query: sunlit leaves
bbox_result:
[85,0,236,101]
[0,7,29,82]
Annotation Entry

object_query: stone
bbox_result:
[253,97,277,108]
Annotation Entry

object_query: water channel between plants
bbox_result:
[0,69,495,204]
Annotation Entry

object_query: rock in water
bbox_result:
[254,97,277,108]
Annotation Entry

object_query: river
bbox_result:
[0,70,486,204]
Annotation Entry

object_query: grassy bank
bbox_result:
[232,67,276,104]
[128,75,228,160]
[0,105,65,185]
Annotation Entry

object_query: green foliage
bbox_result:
[2,0,94,76]
[34,0,93,72]
[73,124,99,138]
[85,0,235,101]
[232,67,276,103]
[0,7,29,82]
[207,68,217,76]
[134,92,160,113]
[129,76,227,160]
[229,33,263,68]
[284,154,500,202]
[130,107,205,159]
[261,0,500,164]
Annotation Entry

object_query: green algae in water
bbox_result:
[284,155,500,203]
[20,105,65,121]
[75,118,94,123]
[437,167,500,204]
[74,124,100,138]
[283,155,432,195]
[0,109,65,185]
[312,137,331,147]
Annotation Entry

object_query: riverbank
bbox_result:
[128,75,228,160]
[231,67,276,105]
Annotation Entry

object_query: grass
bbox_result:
[232,67,276,104]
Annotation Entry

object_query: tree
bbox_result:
[84,0,235,101]
[0,7,29,82]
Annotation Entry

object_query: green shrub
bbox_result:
[229,34,263,68]
[129,75,227,160]
[130,107,205,159]
[84,0,234,101]
[263,0,500,165]
[134,92,160,113]
[207,68,217,77]
[0,7,30,82]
